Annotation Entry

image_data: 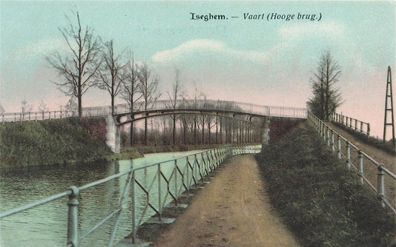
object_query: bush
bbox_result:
[256,125,396,247]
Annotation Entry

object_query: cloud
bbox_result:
[14,37,68,61]
[152,22,346,66]
[152,39,268,64]
[278,21,345,41]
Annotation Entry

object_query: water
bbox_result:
[0,150,203,247]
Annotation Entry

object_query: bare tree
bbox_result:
[120,53,142,144]
[138,63,159,145]
[96,40,123,115]
[21,99,32,119]
[166,69,183,145]
[65,95,78,116]
[38,100,48,119]
[308,50,342,120]
[47,11,102,117]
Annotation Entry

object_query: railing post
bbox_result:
[358,150,364,184]
[331,130,335,152]
[67,186,79,247]
[337,135,342,159]
[174,160,178,204]
[346,142,351,170]
[186,157,190,190]
[131,171,136,243]
[157,164,162,221]
[377,165,385,207]
[367,123,370,136]
[327,127,330,146]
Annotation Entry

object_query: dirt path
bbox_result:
[327,123,395,172]
[153,155,300,247]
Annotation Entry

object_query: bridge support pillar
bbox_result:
[106,115,121,153]
[261,117,270,149]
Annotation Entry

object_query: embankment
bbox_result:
[256,124,396,247]
[0,118,112,171]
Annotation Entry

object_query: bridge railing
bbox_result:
[0,145,261,247]
[0,99,307,123]
[308,112,396,214]
[0,111,75,122]
[331,112,370,136]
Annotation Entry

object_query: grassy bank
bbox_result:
[256,124,396,247]
[332,122,396,156]
[0,118,112,170]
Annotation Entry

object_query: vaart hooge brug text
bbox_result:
[190,12,320,22]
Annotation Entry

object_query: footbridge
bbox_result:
[105,100,307,153]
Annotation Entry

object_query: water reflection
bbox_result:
[0,150,201,247]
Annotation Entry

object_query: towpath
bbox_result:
[153,155,300,247]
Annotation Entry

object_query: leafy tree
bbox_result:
[308,51,342,120]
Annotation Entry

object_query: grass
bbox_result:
[0,118,112,170]
[256,124,396,247]
[332,122,396,156]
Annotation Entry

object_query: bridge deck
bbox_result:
[152,155,300,247]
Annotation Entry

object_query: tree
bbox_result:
[138,63,159,145]
[96,40,123,115]
[167,69,183,145]
[21,99,32,119]
[120,53,142,144]
[308,51,342,120]
[47,11,102,118]
[38,100,48,119]
[65,95,78,115]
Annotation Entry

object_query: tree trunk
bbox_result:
[111,95,115,115]
[78,87,82,118]
[144,118,147,145]
[201,115,205,144]
[173,114,176,145]
[194,116,197,145]
[208,121,211,145]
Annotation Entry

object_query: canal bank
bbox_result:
[0,117,113,171]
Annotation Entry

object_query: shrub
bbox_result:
[256,125,396,247]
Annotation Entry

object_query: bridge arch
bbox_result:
[107,108,273,153]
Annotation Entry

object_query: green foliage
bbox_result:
[308,51,342,121]
[256,126,395,247]
[0,118,111,169]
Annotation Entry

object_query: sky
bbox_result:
[0,0,395,137]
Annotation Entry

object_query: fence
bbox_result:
[331,112,370,136]
[0,145,261,247]
[0,99,307,123]
[0,110,75,122]
[308,112,396,214]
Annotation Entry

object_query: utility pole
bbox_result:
[383,66,395,147]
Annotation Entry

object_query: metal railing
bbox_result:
[0,99,307,123]
[0,145,261,247]
[331,112,370,136]
[0,110,75,122]
[308,112,396,214]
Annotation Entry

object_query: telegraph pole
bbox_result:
[383,66,395,147]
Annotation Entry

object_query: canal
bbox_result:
[0,150,204,247]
